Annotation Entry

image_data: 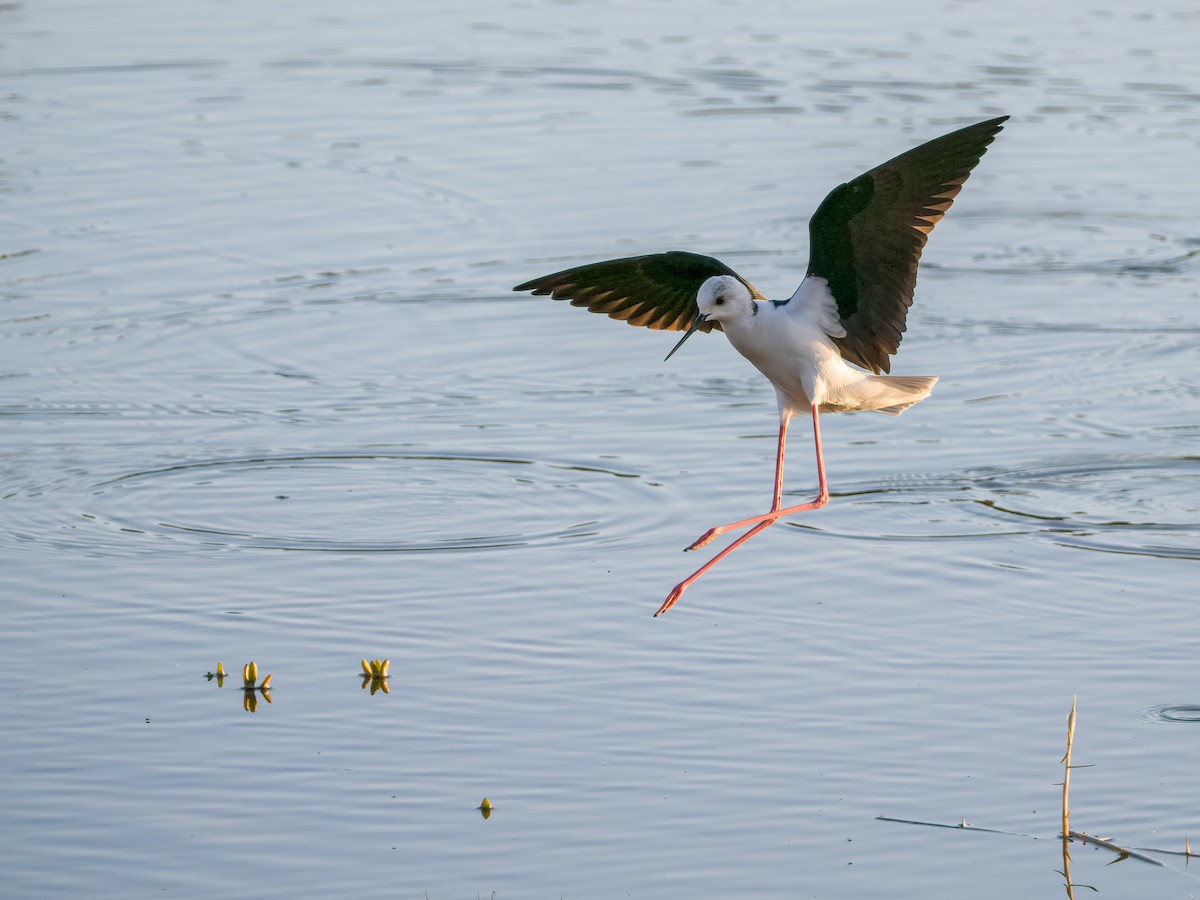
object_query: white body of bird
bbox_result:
[695,274,938,422]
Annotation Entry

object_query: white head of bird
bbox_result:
[697,275,754,322]
[664,275,757,361]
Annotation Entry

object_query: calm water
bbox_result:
[3,0,1199,896]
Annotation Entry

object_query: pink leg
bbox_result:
[655,405,829,617]
[685,405,829,552]
[655,517,779,616]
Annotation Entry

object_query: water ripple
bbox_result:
[796,455,1200,560]
[931,213,1199,276]
[1138,705,1200,725]
[10,453,666,557]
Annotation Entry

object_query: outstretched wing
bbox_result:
[807,116,1008,373]
[513,250,765,333]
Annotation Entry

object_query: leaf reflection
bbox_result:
[360,658,390,695]
[205,660,273,712]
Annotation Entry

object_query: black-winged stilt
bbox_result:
[515,116,1008,616]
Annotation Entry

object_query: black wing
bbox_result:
[807,116,1008,373]
[513,251,765,333]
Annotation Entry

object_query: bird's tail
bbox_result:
[865,375,938,415]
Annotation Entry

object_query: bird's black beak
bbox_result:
[664,313,707,362]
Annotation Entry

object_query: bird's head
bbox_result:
[696,275,755,322]
[664,275,756,362]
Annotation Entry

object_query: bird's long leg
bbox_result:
[655,518,779,616]
[655,404,829,617]
[684,404,829,552]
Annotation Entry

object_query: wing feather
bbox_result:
[807,116,1008,373]
[514,251,764,333]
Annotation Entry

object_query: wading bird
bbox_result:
[514,116,1008,616]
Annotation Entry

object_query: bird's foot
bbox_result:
[659,516,783,616]
[654,582,688,617]
[685,513,777,551]
[685,526,726,552]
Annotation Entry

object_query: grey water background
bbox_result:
[3,0,1199,896]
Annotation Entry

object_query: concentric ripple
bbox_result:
[965,456,1200,559]
[1138,705,1200,725]
[794,455,1200,560]
[51,452,663,555]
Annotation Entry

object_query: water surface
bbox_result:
[3,0,1199,896]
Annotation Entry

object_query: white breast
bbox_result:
[720,300,841,416]
[718,278,936,418]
